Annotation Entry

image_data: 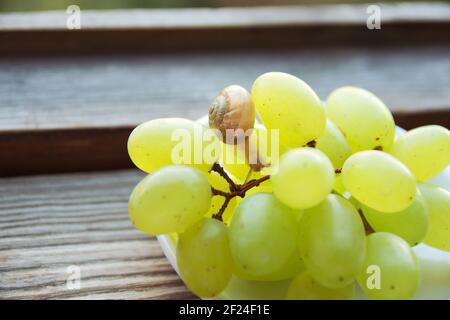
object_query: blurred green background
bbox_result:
[0,0,444,12]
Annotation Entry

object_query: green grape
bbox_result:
[419,183,450,252]
[234,248,304,281]
[229,193,299,277]
[252,72,326,150]
[221,124,274,183]
[333,173,346,195]
[355,189,429,246]
[357,232,420,300]
[326,86,395,152]
[128,118,220,174]
[272,148,335,210]
[177,218,233,297]
[316,119,353,169]
[220,139,250,183]
[206,171,237,224]
[298,194,366,288]
[236,177,273,209]
[389,125,450,181]
[315,120,351,196]
[286,271,355,300]
[342,150,416,213]
[128,165,211,235]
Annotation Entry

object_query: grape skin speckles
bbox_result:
[128,165,211,235]
[326,86,395,152]
[342,150,416,213]
[252,72,326,150]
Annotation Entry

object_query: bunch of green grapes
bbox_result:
[127,72,450,300]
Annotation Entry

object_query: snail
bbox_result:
[209,85,267,172]
[208,85,255,145]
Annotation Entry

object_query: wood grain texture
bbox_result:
[1,47,449,131]
[0,170,196,300]
[1,4,449,55]
[0,47,449,176]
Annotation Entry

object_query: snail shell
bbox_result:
[208,85,255,145]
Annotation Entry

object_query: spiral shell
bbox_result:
[208,85,255,145]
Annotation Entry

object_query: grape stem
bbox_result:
[210,162,238,192]
[210,162,270,221]
[357,208,375,235]
[306,140,317,148]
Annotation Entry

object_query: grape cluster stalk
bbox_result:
[209,162,270,221]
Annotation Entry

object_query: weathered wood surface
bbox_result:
[1,47,449,131]
[0,47,449,176]
[1,4,449,55]
[0,169,196,299]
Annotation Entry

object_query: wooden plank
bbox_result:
[1,4,449,55]
[0,127,132,176]
[0,47,449,131]
[0,47,449,176]
[394,109,450,131]
[1,108,449,177]
[0,169,197,300]
[2,4,450,30]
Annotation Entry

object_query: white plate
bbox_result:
[157,118,450,299]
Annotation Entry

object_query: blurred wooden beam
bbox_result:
[0,127,132,177]
[1,4,449,55]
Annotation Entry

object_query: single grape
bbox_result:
[315,120,351,195]
[177,218,233,297]
[252,72,326,150]
[342,150,416,213]
[326,86,395,152]
[128,118,220,174]
[389,125,450,181]
[419,183,450,252]
[286,271,355,300]
[355,189,429,246]
[229,193,299,277]
[272,148,335,210]
[206,171,237,224]
[333,173,346,195]
[298,194,366,288]
[128,165,211,235]
[357,232,420,300]
[316,119,353,169]
[234,249,304,281]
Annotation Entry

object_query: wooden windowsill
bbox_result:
[1,3,450,55]
[0,169,196,299]
[0,4,449,299]
[0,5,448,177]
[2,3,449,30]
[0,46,449,176]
